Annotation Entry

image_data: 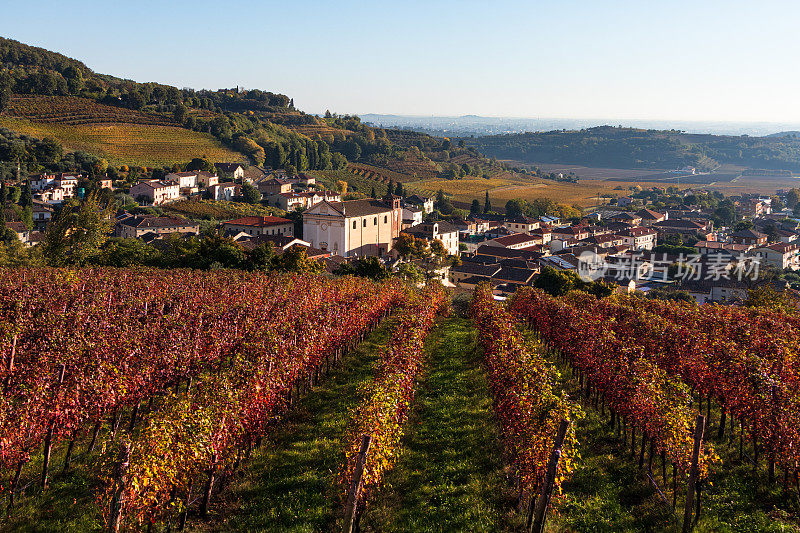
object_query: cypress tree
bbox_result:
[21,180,32,209]
[484,190,491,213]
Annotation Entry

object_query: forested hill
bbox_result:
[464,126,800,172]
[0,36,292,113]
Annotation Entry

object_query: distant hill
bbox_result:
[767,131,800,139]
[464,126,800,172]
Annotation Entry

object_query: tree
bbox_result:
[0,85,9,114]
[484,191,491,213]
[394,233,418,260]
[394,182,404,197]
[244,242,278,271]
[395,262,424,284]
[333,257,389,280]
[186,157,215,172]
[7,186,21,204]
[787,189,799,209]
[241,182,261,204]
[470,199,481,216]
[41,192,114,266]
[173,104,188,123]
[505,199,525,218]
[534,266,581,296]
[274,247,323,274]
[371,186,376,199]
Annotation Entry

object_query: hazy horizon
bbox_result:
[355,114,800,138]
[2,0,800,123]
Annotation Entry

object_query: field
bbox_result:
[0,117,244,167]
[411,174,690,208]
[0,270,799,532]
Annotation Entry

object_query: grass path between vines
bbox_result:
[517,329,680,533]
[194,317,397,532]
[360,316,519,532]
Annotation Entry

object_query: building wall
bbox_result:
[222,222,294,237]
[119,223,199,239]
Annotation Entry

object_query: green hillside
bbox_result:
[465,125,800,172]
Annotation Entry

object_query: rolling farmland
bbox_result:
[411,174,691,208]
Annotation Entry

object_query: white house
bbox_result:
[754,242,800,271]
[402,207,423,228]
[401,221,460,256]
[617,227,657,251]
[165,172,198,189]
[209,182,239,201]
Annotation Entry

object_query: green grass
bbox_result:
[360,316,518,532]
[191,318,396,532]
[514,328,679,533]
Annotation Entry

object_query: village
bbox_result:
[9,163,800,304]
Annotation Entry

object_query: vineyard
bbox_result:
[3,96,175,126]
[0,270,799,532]
[0,117,242,167]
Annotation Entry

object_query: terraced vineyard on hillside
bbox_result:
[0,117,243,167]
[4,96,175,126]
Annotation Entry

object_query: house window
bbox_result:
[374,217,378,225]
[353,221,357,229]
[384,215,388,223]
[363,219,367,227]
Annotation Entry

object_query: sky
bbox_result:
[2,0,800,122]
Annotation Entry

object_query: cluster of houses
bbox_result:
[443,196,800,301]
[12,163,800,304]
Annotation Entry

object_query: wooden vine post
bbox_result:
[109,442,132,532]
[530,420,570,533]
[41,363,66,490]
[683,415,705,533]
[343,434,372,533]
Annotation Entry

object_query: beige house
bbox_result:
[130,180,180,205]
[258,178,292,196]
[303,197,403,257]
[503,216,540,234]
[196,171,219,188]
[117,216,199,239]
[56,175,77,197]
[221,216,294,237]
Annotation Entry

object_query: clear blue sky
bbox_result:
[2,0,799,122]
